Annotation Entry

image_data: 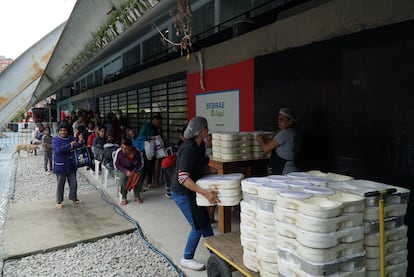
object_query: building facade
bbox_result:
[50,1,414,271]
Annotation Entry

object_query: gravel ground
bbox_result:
[1,153,182,277]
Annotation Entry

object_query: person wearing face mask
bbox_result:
[256,107,300,174]
[170,116,218,271]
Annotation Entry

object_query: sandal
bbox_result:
[55,203,63,209]
[135,198,144,204]
[72,199,82,204]
[120,199,128,205]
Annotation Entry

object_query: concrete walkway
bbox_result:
[1,167,242,277]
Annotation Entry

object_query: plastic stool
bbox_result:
[114,173,120,187]
[102,167,109,187]
[94,160,100,179]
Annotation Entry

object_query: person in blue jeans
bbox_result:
[170,116,218,271]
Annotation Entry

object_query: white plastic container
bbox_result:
[240,199,259,217]
[365,250,407,271]
[327,179,410,206]
[286,172,312,179]
[365,261,407,277]
[364,225,408,246]
[196,176,241,189]
[259,181,289,200]
[275,206,364,233]
[327,172,354,181]
[285,179,312,190]
[196,193,241,206]
[240,222,258,239]
[365,237,407,258]
[364,203,407,221]
[258,233,278,250]
[212,132,240,141]
[275,190,365,219]
[257,208,275,225]
[213,145,250,154]
[276,221,364,248]
[240,233,257,252]
[257,221,276,238]
[242,248,260,272]
[241,193,261,208]
[276,234,365,263]
[257,245,278,263]
[241,177,268,195]
[240,210,257,228]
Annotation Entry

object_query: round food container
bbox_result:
[278,190,313,199]
[241,177,267,195]
[285,179,311,190]
[286,172,312,179]
[303,186,335,197]
[259,181,289,201]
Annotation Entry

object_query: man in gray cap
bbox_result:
[169,116,218,271]
[256,107,300,174]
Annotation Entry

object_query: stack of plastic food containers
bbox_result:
[211,132,273,161]
[195,173,244,206]
[327,180,410,277]
[240,176,291,275]
[251,131,275,159]
[212,132,253,161]
[275,185,366,277]
[240,173,368,277]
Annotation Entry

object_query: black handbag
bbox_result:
[71,145,93,167]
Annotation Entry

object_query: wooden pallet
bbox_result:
[204,232,260,277]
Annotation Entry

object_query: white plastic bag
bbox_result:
[154,135,167,159]
[144,140,155,160]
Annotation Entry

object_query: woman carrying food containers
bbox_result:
[170,116,218,271]
[256,107,301,174]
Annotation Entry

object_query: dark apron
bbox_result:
[269,150,287,175]
[189,194,210,230]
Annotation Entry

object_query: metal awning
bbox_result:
[0,0,175,127]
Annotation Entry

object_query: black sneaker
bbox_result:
[164,192,172,199]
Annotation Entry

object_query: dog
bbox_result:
[12,144,40,157]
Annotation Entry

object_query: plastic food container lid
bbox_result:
[262,182,289,190]
[267,175,290,181]
[304,186,335,196]
[285,180,311,188]
[279,190,313,199]
[308,177,331,185]
[286,172,312,179]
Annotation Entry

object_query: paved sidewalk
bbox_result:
[1,166,242,277]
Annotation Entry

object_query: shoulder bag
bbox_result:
[71,145,93,167]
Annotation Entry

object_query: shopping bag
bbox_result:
[144,140,155,160]
[125,172,141,191]
[161,149,176,169]
[71,145,93,167]
[136,135,145,151]
[155,135,167,159]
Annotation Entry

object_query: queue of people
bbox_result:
[28,106,301,272]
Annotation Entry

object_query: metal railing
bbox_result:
[0,122,59,149]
